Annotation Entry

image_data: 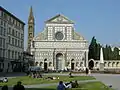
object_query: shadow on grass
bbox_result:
[26,88,55,90]
[26,88,84,90]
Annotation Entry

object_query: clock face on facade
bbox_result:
[55,32,64,40]
[30,19,33,22]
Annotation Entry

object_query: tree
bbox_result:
[103,46,107,60]
[88,36,97,60]
[108,45,112,60]
[96,43,101,60]
[113,47,119,60]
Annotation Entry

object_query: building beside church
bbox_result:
[0,6,25,72]
[30,14,89,71]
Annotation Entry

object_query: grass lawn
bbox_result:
[25,82,113,90]
[0,75,95,86]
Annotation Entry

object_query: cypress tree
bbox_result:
[88,36,97,60]
[96,43,101,60]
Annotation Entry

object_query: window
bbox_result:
[9,17,11,23]
[1,11,4,17]
[8,36,11,44]
[16,31,17,37]
[8,63,10,67]
[0,27,2,35]
[3,12,7,19]
[0,48,2,57]
[13,19,15,24]
[12,38,14,45]
[8,27,11,34]
[22,25,24,30]
[3,38,5,48]
[0,11,1,16]
[19,23,20,28]
[18,52,19,58]
[1,20,3,25]
[0,38,2,47]
[21,34,23,39]
[3,49,5,58]
[14,30,16,36]
[4,22,6,27]
[18,32,20,38]
[12,51,14,59]
[18,40,20,47]
[21,41,23,48]
[8,50,10,59]
[17,22,19,27]
[11,18,13,24]
[15,51,17,59]
[7,16,10,21]
[12,29,14,36]
[0,49,3,57]
[4,28,6,36]
[15,39,17,46]
[1,27,3,35]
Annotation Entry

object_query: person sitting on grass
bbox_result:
[13,81,25,90]
[73,80,79,88]
[46,76,57,80]
[66,81,73,88]
[3,78,8,83]
[57,81,66,90]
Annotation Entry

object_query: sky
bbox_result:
[1,0,120,49]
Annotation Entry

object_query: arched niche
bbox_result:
[88,59,94,70]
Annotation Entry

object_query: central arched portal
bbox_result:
[56,53,63,70]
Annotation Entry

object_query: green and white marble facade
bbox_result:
[31,14,88,71]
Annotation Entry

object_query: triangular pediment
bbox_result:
[45,14,74,24]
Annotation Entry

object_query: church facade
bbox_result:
[30,14,89,71]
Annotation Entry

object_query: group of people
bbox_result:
[45,76,59,80]
[1,81,25,90]
[28,72,42,78]
[57,80,79,90]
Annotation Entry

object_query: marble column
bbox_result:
[53,49,56,70]
[85,50,88,68]
[62,53,65,70]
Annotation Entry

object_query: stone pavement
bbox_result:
[92,73,120,90]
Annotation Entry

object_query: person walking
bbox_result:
[85,68,89,75]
